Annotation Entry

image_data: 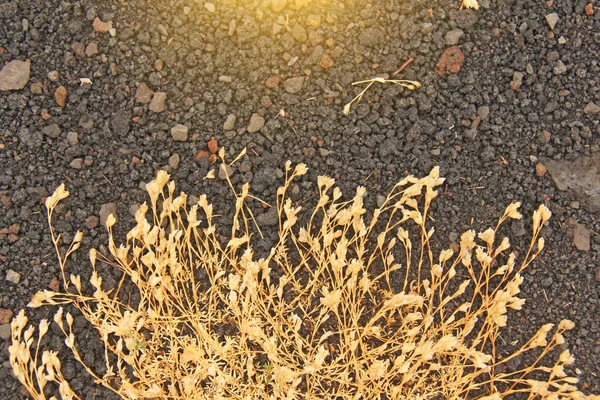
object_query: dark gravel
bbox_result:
[1,0,599,397]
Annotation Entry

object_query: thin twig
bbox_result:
[392,57,414,77]
[100,172,113,185]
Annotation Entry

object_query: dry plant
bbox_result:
[343,77,421,115]
[462,0,480,10]
[9,154,600,399]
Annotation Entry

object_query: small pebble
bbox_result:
[42,123,61,138]
[0,324,10,340]
[0,60,30,91]
[129,204,140,217]
[239,160,252,173]
[92,17,112,33]
[54,86,67,107]
[247,113,265,133]
[30,82,43,94]
[535,163,547,177]
[218,164,234,180]
[583,102,600,115]
[70,158,84,169]
[71,42,86,58]
[168,154,180,170]
[445,29,464,46]
[283,76,305,94]
[477,105,490,121]
[99,203,118,227]
[0,308,13,324]
[585,3,594,15]
[572,223,591,252]
[171,124,189,141]
[553,60,567,74]
[223,114,236,131]
[85,215,99,229]
[6,270,21,284]
[149,92,167,113]
[47,70,60,82]
[306,15,321,28]
[265,75,281,88]
[545,13,559,30]
[85,42,99,57]
[208,138,218,154]
[271,0,287,12]
[135,83,154,104]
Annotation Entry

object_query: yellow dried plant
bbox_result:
[462,0,480,10]
[343,77,421,116]
[9,155,600,399]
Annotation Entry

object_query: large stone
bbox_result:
[545,153,600,213]
[0,60,30,91]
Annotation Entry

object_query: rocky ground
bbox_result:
[0,0,599,397]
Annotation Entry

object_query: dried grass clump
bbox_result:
[9,158,600,399]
